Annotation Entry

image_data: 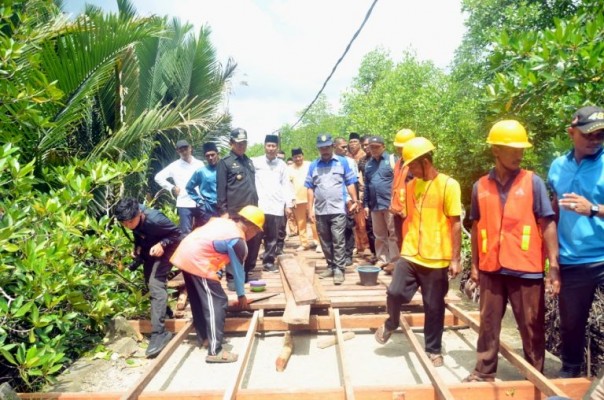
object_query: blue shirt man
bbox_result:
[305,133,358,285]
[186,142,220,226]
[547,105,604,378]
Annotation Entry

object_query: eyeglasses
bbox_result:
[580,130,604,141]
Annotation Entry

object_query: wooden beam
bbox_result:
[120,321,193,400]
[23,378,590,400]
[446,303,569,398]
[334,309,355,400]
[129,311,475,334]
[399,317,455,400]
[278,255,318,305]
[222,311,259,400]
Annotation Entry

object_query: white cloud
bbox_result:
[64,0,466,144]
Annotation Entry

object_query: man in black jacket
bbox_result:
[115,198,182,358]
[216,128,261,282]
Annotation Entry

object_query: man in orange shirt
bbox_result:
[390,129,416,255]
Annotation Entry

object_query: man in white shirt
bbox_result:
[154,139,204,234]
[253,134,294,272]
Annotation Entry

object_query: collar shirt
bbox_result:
[548,148,604,265]
[305,155,357,215]
[253,156,293,216]
[216,151,258,216]
[288,161,311,204]
[364,152,396,211]
[185,164,218,214]
[154,157,204,208]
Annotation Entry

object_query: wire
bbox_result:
[280,0,380,133]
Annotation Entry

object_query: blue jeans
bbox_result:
[177,207,205,234]
[559,262,604,373]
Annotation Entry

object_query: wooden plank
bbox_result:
[278,255,317,305]
[334,309,355,400]
[279,260,311,325]
[222,311,259,400]
[129,311,475,334]
[120,321,193,400]
[447,303,569,398]
[399,317,455,400]
[299,257,331,305]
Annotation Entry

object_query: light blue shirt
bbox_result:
[305,155,357,215]
[186,165,217,215]
[548,148,604,265]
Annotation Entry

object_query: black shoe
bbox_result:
[558,366,581,378]
[319,269,334,279]
[165,306,174,319]
[345,258,353,266]
[146,331,174,358]
[333,269,345,285]
[263,263,278,273]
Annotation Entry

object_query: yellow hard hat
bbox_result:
[394,129,416,147]
[487,120,532,148]
[403,137,436,167]
[238,205,265,230]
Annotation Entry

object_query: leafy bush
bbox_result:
[0,143,150,391]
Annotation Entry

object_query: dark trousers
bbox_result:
[143,259,172,334]
[393,214,403,251]
[177,207,205,235]
[345,213,355,261]
[277,215,286,254]
[365,211,376,255]
[316,213,347,271]
[559,262,604,371]
[385,258,449,354]
[182,272,227,356]
[244,233,263,277]
[473,273,545,379]
[262,214,284,266]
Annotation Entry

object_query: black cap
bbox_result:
[368,136,385,145]
[264,134,279,144]
[291,147,303,156]
[230,128,248,142]
[571,106,604,134]
[349,132,361,141]
[202,142,218,153]
[176,139,190,149]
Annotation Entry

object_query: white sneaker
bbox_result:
[316,245,322,254]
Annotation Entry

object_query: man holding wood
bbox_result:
[374,137,461,368]
[169,206,264,363]
[464,120,560,382]
[306,133,359,285]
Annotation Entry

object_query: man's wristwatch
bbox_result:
[590,204,599,218]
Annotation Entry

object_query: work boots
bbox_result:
[146,331,174,358]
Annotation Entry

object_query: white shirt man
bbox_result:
[154,139,204,234]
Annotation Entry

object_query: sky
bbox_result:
[63,0,467,145]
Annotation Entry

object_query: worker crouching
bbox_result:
[170,206,265,363]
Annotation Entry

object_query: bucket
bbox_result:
[356,265,380,286]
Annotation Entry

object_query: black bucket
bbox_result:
[356,265,380,286]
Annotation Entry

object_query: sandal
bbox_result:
[206,349,238,363]
[375,324,393,345]
[462,373,494,382]
[427,352,444,367]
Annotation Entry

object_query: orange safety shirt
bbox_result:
[170,218,245,281]
[475,170,544,273]
[390,158,409,214]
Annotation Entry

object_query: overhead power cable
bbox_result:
[282,0,379,132]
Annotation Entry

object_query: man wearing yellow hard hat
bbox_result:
[375,136,462,368]
[464,120,559,382]
[170,205,264,363]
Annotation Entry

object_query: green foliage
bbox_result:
[0,144,149,391]
[485,1,604,172]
